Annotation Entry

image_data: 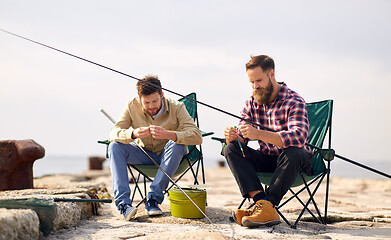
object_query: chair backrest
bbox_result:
[306,100,333,175]
[178,93,198,124]
[178,93,201,161]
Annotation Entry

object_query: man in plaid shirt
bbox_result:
[224,55,313,228]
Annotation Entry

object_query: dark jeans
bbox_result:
[223,141,312,206]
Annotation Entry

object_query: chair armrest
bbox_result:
[316,149,335,161]
[211,137,227,156]
[201,130,214,137]
[97,140,110,158]
[211,137,226,143]
[98,140,110,145]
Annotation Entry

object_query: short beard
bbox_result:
[252,77,273,105]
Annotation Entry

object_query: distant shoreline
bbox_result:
[33,155,391,180]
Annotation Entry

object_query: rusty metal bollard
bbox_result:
[88,156,106,170]
[0,139,45,190]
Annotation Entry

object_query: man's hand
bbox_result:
[150,125,177,141]
[238,124,284,147]
[132,127,151,139]
[238,124,259,140]
[224,126,238,143]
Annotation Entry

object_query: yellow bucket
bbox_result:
[168,187,206,219]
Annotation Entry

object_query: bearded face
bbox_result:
[140,92,163,117]
[252,76,273,105]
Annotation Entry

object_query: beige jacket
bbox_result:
[109,96,202,154]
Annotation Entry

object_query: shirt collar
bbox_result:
[152,98,165,120]
[274,82,288,101]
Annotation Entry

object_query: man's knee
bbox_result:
[166,141,187,155]
[223,141,239,157]
[279,147,312,172]
[175,143,187,155]
[108,141,119,151]
[108,141,126,156]
[282,146,303,158]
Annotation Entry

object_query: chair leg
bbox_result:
[165,161,197,192]
[135,197,147,208]
[128,166,145,203]
[275,207,295,228]
[302,173,326,224]
[186,158,199,185]
[289,188,321,223]
[201,158,206,184]
[324,165,331,224]
[131,173,143,202]
[195,157,206,184]
[279,174,323,209]
[293,172,327,226]
[238,198,249,209]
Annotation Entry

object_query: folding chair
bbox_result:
[99,93,213,208]
[212,100,334,228]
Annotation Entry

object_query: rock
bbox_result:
[0,139,45,190]
[0,198,57,236]
[52,202,82,231]
[88,156,106,170]
[0,208,40,240]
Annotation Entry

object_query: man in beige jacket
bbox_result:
[109,75,202,220]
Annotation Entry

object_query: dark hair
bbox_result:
[245,55,275,72]
[136,75,162,96]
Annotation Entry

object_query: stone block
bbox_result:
[52,202,82,231]
[0,208,40,240]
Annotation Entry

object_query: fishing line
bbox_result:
[0,28,258,130]
[1,28,390,180]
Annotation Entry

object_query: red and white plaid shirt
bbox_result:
[239,82,312,156]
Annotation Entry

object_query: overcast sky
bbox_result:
[1,1,390,172]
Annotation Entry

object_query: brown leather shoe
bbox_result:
[241,200,281,228]
[232,208,252,225]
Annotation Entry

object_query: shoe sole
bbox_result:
[242,219,281,228]
[125,208,138,221]
[145,209,163,216]
[231,210,241,225]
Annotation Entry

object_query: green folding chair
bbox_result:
[212,100,334,228]
[99,93,213,207]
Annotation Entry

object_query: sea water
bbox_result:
[33,155,100,177]
[33,155,391,180]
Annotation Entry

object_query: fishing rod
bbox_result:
[0,28,265,131]
[2,28,390,180]
[12,197,112,203]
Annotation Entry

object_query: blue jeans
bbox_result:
[109,140,187,209]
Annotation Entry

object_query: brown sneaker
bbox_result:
[232,208,252,225]
[241,200,281,228]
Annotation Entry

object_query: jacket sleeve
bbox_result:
[174,103,202,145]
[109,102,135,144]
